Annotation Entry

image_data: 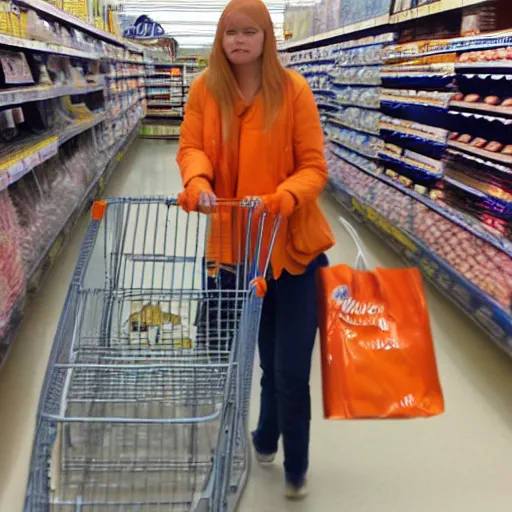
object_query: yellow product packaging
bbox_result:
[9,10,21,37]
[18,10,28,39]
[94,16,105,31]
[128,301,192,348]
[0,2,12,35]
[62,0,88,21]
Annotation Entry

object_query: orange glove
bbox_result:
[262,190,297,218]
[178,177,214,213]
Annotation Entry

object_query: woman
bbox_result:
[177,0,335,499]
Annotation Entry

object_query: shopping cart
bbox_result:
[24,196,280,512]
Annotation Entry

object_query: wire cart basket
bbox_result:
[24,196,280,512]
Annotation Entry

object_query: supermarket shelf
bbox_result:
[389,0,488,25]
[146,111,183,119]
[332,100,381,111]
[115,58,146,65]
[447,140,512,166]
[449,100,512,119]
[279,1,497,51]
[329,137,380,160]
[330,144,383,174]
[0,113,107,192]
[107,73,145,79]
[312,89,336,98]
[328,144,512,255]
[455,61,512,71]
[335,62,382,68]
[385,31,512,61]
[327,116,379,136]
[108,97,143,120]
[0,124,139,363]
[138,134,179,140]
[147,102,183,108]
[59,113,107,144]
[27,124,139,285]
[279,14,389,50]
[146,81,177,86]
[14,0,143,51]
[288,57,335,66]
[331,80,381,87]
[0,82,104,109]
[326,180,512,354]
[154,62,185,67]
[0,33,102,59]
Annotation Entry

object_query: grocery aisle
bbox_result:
[1,139,512,511]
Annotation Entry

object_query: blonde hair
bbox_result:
[206,0,288,138]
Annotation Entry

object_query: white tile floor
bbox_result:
[1,139,512,511]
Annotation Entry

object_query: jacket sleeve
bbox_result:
[277,77,328,207]
[176,76,214,187]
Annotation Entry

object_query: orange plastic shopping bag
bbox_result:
[317,218,444,420]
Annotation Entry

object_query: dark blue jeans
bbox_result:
[253,254,328,485]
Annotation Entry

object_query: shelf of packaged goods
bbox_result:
[385,31,512,62]
[0,82,104,108]
[0,113,107,192]
[447,140,512,165]
[109,97,143,120]
[147,102,183,108]
[153,62,185,67]
[146,83,187,88]
[389,0,489,25]
[146,110,183,119]
[325,179,512,354]
[329,137,380,160]
[328,143,512,255]
[331,80,381,87]
[279,14,390,50]
[449,100,512,119]
[13,0,143,52]
[0,33,102,59]
[0,123,140,362]
[281,33,395,54]
[455,61,512,71]
[336,62,382,68]
[138,133,179,140]
[58,112,107,144]
[114,58,145,65]
[331,100,381,111]
[288,57,335,66]
[327,116,380,136]
[106,73,145,79]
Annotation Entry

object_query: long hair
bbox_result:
[206,0,288,138]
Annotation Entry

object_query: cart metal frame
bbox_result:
[24,196,279,512]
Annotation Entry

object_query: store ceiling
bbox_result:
[118,0,303,48]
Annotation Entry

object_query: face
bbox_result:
[222,11,264,66]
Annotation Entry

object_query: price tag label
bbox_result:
[39,139,58,161]
[7,158,26,181]
[23,150,41,171]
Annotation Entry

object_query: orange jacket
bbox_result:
[177,69,334,278]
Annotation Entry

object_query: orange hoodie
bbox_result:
[177,69,335,278]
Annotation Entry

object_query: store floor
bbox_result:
[1,139,512,512]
